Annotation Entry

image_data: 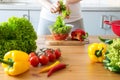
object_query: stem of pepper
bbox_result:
[0,58,13,66]
[95,48,104,57]
[82,32,88,39]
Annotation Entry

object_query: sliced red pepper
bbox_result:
[71,29,88,41]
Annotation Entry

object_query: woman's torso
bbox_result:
[40,0,82,23]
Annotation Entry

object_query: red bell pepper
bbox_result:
[71,29,88,41]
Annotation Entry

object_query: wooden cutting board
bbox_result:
[45,35,89,46]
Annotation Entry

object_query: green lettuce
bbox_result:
[50,16,72,34]
[0,16,37,58]
[103,38,120,73]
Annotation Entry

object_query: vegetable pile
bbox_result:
[29,48,66,77]
[88,36,120,73]
[29,48,61,67]
[0,16,37,58]
[49,0,72,40]
[103,38,120,73]
[50,16,72,34]
[49,16,72,40]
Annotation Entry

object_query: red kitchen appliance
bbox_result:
[104,20,120,37]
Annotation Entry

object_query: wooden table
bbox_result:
[0,35,120,80]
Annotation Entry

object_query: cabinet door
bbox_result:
[29,10,40,33]
[82,12,106,35]
[82,11,120,35]
[0,10,28,22]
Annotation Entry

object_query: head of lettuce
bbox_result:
[0,16,37,59]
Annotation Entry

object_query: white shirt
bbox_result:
[40,0,82,23]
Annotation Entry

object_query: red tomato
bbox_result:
[54,49,61,59]
[45,49,53,54]
[39,55,49,65]
[47,52,56,62]
[29,52,36,58]
[29,56,39,67]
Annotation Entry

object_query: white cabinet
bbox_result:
[29,10,40,32]
[0,10,29,22]
[0,10,41,33]
[82,11,120,35]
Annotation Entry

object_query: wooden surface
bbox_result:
[45,35,89,46]
[0,35,120,80]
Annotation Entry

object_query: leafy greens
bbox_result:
[0,16,37,58]
[50,16,72,34]
[59,0,71,18]
[103,38,120,73]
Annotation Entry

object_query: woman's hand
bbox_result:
[50,0,71,19]
[50,1,60,13]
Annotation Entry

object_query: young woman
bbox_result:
[37,0,84,35]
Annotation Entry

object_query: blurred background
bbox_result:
[0,0,120,35]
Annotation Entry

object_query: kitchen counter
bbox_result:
[0,35,120,80]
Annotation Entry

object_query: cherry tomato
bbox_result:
[29,52,36,58]
[47,52,56,62]
[30,56,39,67]
[45,49,53,54]
[54,49,61,59]
[39,55,49,65]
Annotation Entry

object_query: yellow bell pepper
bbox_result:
[0,50,30,76]
[88,43,107,63]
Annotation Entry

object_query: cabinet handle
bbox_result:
[23,14,30,20]
[101,15,108,29]
[110,15,113,21]
[106,15,113,29]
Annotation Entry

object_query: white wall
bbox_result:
[81,0,120,6]
[11,0,33,2]
[1,0,120,6]
[0,0,35,3]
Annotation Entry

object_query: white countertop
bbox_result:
[0,2,120,11]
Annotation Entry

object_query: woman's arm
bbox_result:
[36,0,60,13]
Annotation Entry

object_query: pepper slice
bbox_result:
[0,50,30,76]
[88,43,107,63]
